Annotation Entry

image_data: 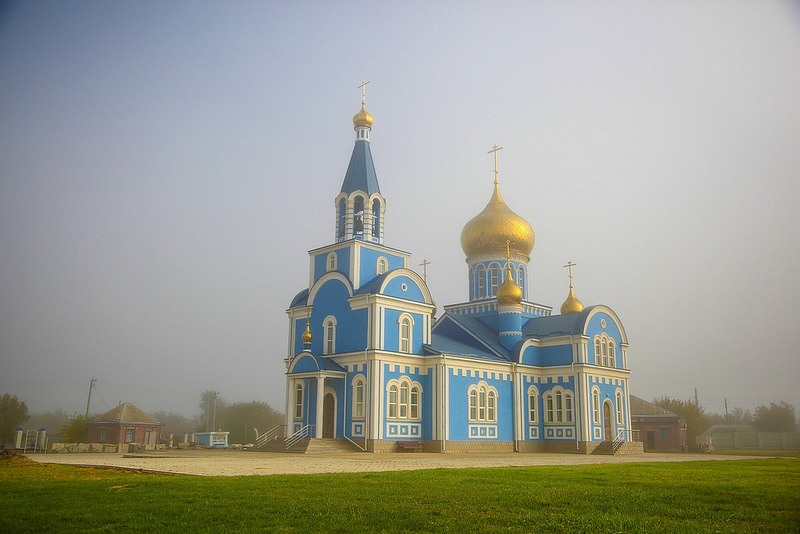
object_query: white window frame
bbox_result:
[294,382,304,419]
[467,381,498,423]
[352,377,365,419]
[527,386,539,424]
[377,256,388,275]
[398,314,414,354]
[594,333,617,368]
[326,252,337,272]
[592,388,601,424]
[323,316,337,355]
[386,378,422,420]
[615,389,624,425]
[544,386,574,423]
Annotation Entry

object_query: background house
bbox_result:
[629,395,685,452]
[87,403,161,450]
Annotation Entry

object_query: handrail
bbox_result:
[285,425,314,449]
[254,425,286,448]
[343,435,367,452]
[612,428,640,451]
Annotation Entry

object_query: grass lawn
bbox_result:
[1,457,798,532]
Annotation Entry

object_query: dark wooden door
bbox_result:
[603,403,612,441]
[322,393,335,438]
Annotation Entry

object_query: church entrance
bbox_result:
[603,403,613,441]
[322,393,335,438]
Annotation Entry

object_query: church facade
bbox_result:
[284,95,632,453]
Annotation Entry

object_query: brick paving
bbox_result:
[29,449,761,477]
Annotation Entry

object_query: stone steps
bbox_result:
[254,438,362,454]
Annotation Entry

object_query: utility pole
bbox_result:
[85,378,97,419]
[212,391,218,432]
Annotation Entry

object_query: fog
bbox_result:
[1,1,799,419]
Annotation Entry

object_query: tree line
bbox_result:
[0,391,283,446]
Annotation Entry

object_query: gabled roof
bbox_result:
[629,395,678,417]
[430,313,509,361]
[340,140,380,196]
[91,403,160,424]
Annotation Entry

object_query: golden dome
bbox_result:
[560,286,584,314]
[496,265,523,306]
[461,181,534,260]
[301,321,313,343]
[353,104,373,128]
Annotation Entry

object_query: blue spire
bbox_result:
[340,140,381,196]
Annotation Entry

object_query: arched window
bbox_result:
[410,386,419,419]
[338,198,346,238]
[294,382,304,419]
[327,252,337,272]
[372,199,381,237]
[592,389,601,424]
[477,266,486,298]
[544,387,574,423]
[353,196,364,236]
[594,334,617,368]
[353,378,365,418]
[387,378,421,420]
[388,385,398,418]
[323,316,337,355]
[467,382,498,422]
[615,390,624,425]
[398,314,413,353]
[377,257,388,275]
[528,386,539,423]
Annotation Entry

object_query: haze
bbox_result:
[1,1,799,420]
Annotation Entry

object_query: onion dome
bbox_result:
[560,285,584,314]
[496,265,523,306]
[301,321,313,344]
[353,104,373,129]
[461,181,534,261]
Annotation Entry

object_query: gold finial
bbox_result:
[560,261,584,314]
[353,81,373,129]
[488,144,504,185]
[301,312,313,344]
[419,259,431,283]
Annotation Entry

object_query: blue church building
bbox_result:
[284,94,633,453]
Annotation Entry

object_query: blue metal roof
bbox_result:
[430,313,509,361]
[522,306,595,338]
[340,140,380,196]
[289,288,309,308]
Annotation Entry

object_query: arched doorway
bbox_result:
[603,402,613,441]
[322,393,335,438]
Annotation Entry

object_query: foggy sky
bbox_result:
[1,1,799,420]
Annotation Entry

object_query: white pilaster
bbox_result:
[315,376,325,438]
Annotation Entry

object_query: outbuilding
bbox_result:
[87,403,161,450]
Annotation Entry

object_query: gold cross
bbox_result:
[419,259,431,283]
[487,144,504,184]
[357,80,371,105]
[564,261,577,287]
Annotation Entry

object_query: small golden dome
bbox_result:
[560,286,584,314]
[301,321,313,343]
[496,266,523,306]
[353,104,373,128]
[461,181,534,260]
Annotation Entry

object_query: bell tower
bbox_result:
[335,81,385,244]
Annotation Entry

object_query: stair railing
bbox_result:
[285,424,314,449]
[343,435,367,452]
[254,425,285,448]
[612,428,641,452]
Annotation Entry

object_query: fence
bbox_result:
[709,431,800,450]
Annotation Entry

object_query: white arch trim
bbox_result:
[307,271,354,306]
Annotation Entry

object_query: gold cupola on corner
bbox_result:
[460,178,535,262]
[560,261,584,314]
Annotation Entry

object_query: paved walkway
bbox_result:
[29,450,761,477]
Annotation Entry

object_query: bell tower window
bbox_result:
[372,199,381,239]
[353,196,364,237]
[337,198,346,240]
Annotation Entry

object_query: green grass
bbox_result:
[2,458,798,532]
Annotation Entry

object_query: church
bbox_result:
[283,91,633,453]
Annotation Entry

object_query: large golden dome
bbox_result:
[353,103,373,128]
[461,181,534,260]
